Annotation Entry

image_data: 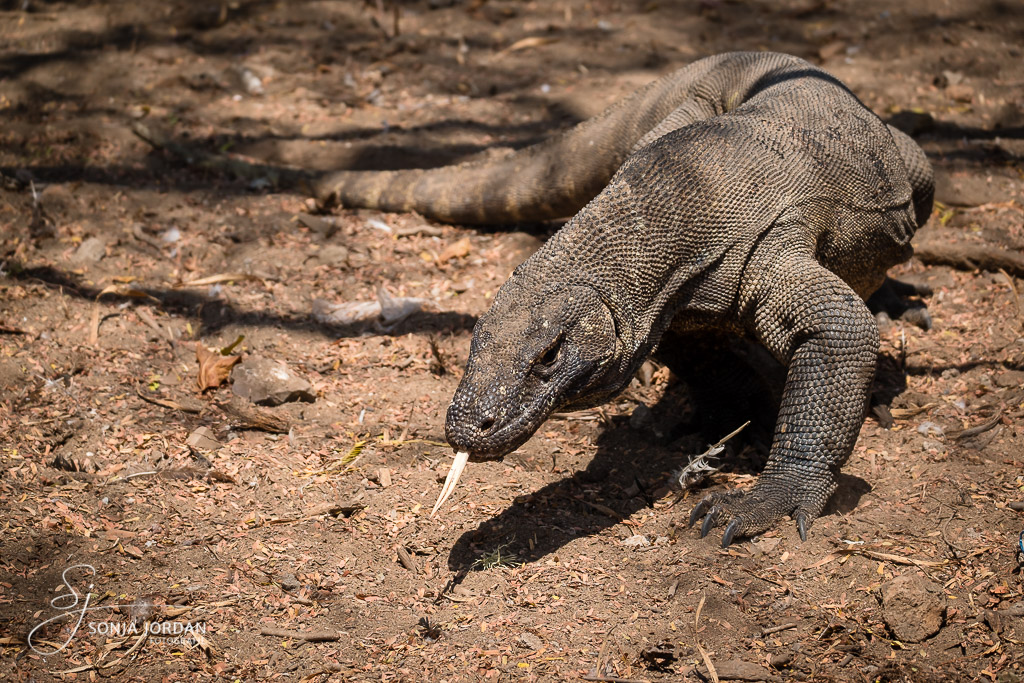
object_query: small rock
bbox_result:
[921,438,947,454]
[934,70,964,88]
[750,536,782,556]
[186,426,221,451]
[278,572,300,591]
[880,574,946,642]
[995,100,1024,130]
[71,237,107,265]
[129,595,160,625]
[995,370,1024,388]
[621,534,650,547]
[629,404,653,429]
[517,631,543,650]
[945,83,973,103]
[818,39,847,61]
[310,244,350,267]
[233,66,264,95]
[917,421,944,437]
[38,184,75,216]
[231,356,315,406]
[296,213,338,239]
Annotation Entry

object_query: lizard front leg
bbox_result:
[689,256,879,547]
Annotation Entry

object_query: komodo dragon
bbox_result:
[316,52,934,546]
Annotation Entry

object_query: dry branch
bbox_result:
[260,627,340,642]
[914,239,1024,278]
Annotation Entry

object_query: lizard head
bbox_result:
[445,283,621,461]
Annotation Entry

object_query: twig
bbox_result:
[760,622,798,637]
[694,592,720,683]
[393,224,444,237]
[51,629,149,674]
[135,385,203,414]
[218,397,290,433]
[260,627,340,642]
[396,546,418,572]
[105,471,159,484]
[586,626,615,681]
[131,223,166,253]
[914,239,1024,278]
[136,308,175,344]
[304,662,346,680]
[952,408,1004,441]
[835,546,946,568]
[672,421,749,492]
[999,268,1023,327]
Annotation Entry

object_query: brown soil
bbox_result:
[2,1,1023,681]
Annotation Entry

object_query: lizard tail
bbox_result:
[313,53,796,225]
[313,74,697,225]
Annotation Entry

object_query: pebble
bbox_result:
[231,356,315,406]
[880,574,946,642]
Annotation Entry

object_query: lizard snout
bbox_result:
[444,399,516,461]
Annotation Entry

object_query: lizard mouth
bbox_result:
[446,391,558,461]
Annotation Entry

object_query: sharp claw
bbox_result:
[722,518,740,548]
[688,501,707,528]
[795,511,808,541]
[699,506,719,538]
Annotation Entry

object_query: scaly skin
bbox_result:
[321,52,935,545]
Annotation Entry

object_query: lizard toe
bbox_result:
[722,518,742,548]
[699,505,723,539]
[688,498,713,528]
[688,488,820,545]
[795,509,810,541]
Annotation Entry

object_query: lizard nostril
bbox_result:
[479,418,495,433]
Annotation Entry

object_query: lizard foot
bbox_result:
[687,489,814,548]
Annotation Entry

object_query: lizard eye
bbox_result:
[536,337,562,368]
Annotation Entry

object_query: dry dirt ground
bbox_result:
[1,1,1024,681]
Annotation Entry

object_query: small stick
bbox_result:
[586,626,616,682]
[260,627,340,642]
[396,546,418,572]
[953,408,1004,440]
[998,268,1023,326]
[760,622,798,636]
[694,592,720,683]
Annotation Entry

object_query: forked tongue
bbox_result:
[431,450,470,517]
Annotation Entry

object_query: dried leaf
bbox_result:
[437,236,471,265]
[195,343,241,391]
[491,36,558,61]
[96,283,160,302]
